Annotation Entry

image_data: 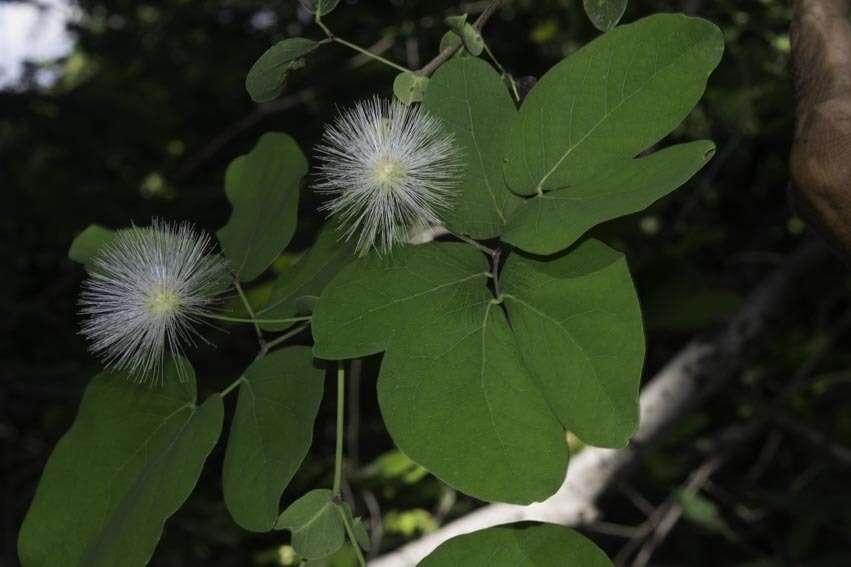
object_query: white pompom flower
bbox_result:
[78,219,231,381]
[314,96,462,255]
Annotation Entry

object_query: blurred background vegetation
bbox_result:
[3,0,850,565]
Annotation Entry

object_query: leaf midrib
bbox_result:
[533,27,713,192]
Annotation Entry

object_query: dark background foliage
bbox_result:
[3,0,850,565]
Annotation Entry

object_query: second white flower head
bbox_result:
[315,97,462,255]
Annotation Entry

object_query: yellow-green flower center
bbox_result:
[372,159,406,190]
[148,288,181,315]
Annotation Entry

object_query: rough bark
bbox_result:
[789,0,851,265]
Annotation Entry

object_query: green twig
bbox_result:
[234,279,265,348]
[330,362,366,565]
[316,14,412,74]
[263,322,310,353]
[220,376,245,397]
[335,505,367,566]
[451,231,496,256]
[206,313,311,325]
[333,363,345,496]
[483,42,520,102]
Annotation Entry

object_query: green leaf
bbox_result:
[503,14,723,196]
[445,14,484,56]
[299,0,341,17]
[313,239,643,502]
[393,71,430,105]
[18,360,223,567]
[313,243,566,503]
[421,523,613,566]
[501,240,644,447]
[257,223,354,332]
[502,141,715,255]
[223,348,324,532]
[217,132,307,282]
[246,38,319,103]
[424,58,522,239]
[276,489,345,560]
[378,302,567,503]
[68,224,115,267]
[583,0,628,32]
[312,242,491,360]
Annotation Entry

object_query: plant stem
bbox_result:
[333,363,345,496]
[234,279,265,348]
[220,376,245,397]
[332,36,412,73]
[336,505,367,566]
[206,313,311,325]
[482,42,520,102]
[263,322,311,353]
[316,15,412,74]
[330,362,366,566]
[492,247,503,298]
[419,0,506,76]
[451,231,496,255]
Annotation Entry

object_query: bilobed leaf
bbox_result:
[68,224,115,267]
[504,14,723,196]
[312,242,491,360]
[378,303,567,503]
[18,360,223,567]
[223,348,324,532]
[217,132,307,282]
[424,58,523,239]
[583,0,629,32]
[246,38,319,103]
[313,239,644,502]
[276,489,345,560]
[501,240,644,447]
[257,222,354,332]
[421,523,612,567]
[393,71,429,105]
[502,141,715,255]
[313,242,567,503]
